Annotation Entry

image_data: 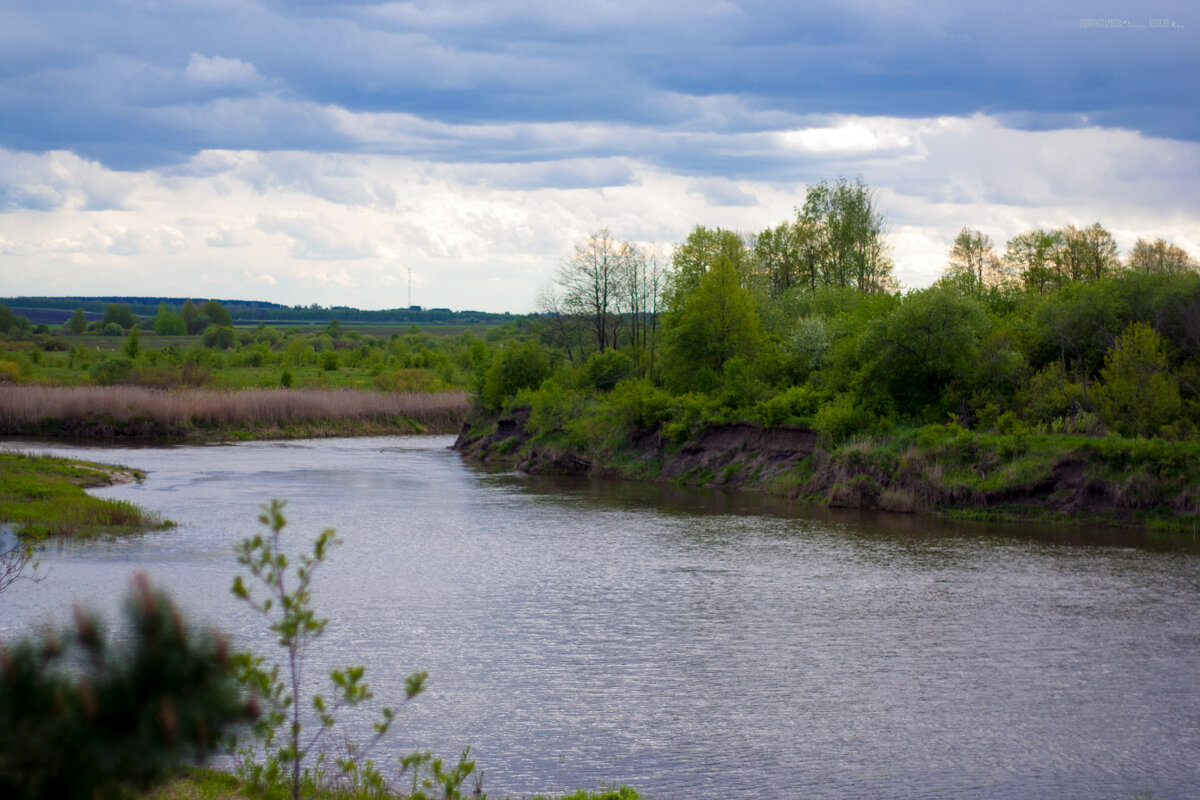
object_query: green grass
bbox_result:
[145,768,643,800]
[0,451,172,537]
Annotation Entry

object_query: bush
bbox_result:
[583,350,634,393]
[0,574,254,800]
[90,357,136,386]
[480,341,552,411]
[812,395,877,443]
[102,322,124,336]
[608,379,673,432]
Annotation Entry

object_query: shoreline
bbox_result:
[455,407,1200,534]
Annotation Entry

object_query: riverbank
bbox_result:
[455,407,1200,532]
[0,385,470,442]
[147,769,643,800]
[0,450,171,537]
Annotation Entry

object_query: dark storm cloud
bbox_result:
[0,0,1195,174]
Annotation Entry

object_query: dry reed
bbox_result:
[0,386,470,437]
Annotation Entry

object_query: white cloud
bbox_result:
[0,114,1196,309]
[183,53,262,88]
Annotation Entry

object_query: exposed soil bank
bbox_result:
[455,408,1200,531]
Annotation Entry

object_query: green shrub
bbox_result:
[812,395,876,443]
[608,378,673,432]
[583,350,634,392]
[90,356,136,386]
[0,575,254,800]
[480,340,552,411]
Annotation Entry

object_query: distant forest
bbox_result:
[0,297,514,327]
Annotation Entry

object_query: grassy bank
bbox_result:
[457,406,1200,533]
[146,768,643,800]
[0,386,470,441]
[0,451,170,537]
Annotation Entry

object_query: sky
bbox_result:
[0,1,1197,312]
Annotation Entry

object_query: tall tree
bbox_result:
[558,229,626,352]
[666,226,748,311]
[801,176,892,293]
[663,254,762,388]
[943,228,1006,290]
[1128,237,1198,274]
[1006,228,1065,293]
[67,307,88,335]
[1060,223,1120,282]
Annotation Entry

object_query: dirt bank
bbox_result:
[454,409,1200,531]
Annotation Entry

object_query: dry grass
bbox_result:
[0,386,470,438]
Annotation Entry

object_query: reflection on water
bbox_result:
[2,436,1199,800]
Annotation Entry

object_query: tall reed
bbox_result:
[0,386,470,437]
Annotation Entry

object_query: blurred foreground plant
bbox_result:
[0,573,255,800]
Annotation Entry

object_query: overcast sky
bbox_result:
[1,1,1197,312]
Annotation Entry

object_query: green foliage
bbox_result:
[812,395,877,443]
[662,254,762,390]
[320,349,340,371]
[607,378,674,432]
[1096,322,1182,437]
[67,307,88,335]
[123,326,141,359]
[583,349,634,392]
[103,321,124,336]
[154,304,187,336]
[231,501,435,800]
[91,355,136,385]
[279,369,294,388]
[101,302,137,330]
[0,574,254,800]
[481,340,552,411]
[861,286,989,418]
[201,300,234,328]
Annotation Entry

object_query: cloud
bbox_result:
[686,178,758,207]
[183,53,262,88]
[0,0,1195,174]
[257,212,383,260]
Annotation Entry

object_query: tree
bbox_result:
[754,217,821,296]
[1095,321,1181,437]
[662,254,762,389]
[181,299,199,331]
[201,300,233,329]
[1007,228,1065,293]
[122,326,140,359]
[67,307,88,335]
[666,226,747,311]
[153,303,187,336]
[0,574,254,800]
[557,229,627,353]
[943,228,1006,291]
[1060,223,1120,282]
[863,286,989,418]
[1128,237,1198,274]
[101,302,137,330]
[801,176,893,293]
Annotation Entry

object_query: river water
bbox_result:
[2,435,1199,800]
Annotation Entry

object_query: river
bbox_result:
[2,435,1199,800]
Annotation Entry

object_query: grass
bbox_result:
[144,768,643,800]
[0,386,470,440]
[0,451,172,537]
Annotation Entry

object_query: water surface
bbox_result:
[2,436,1198,800]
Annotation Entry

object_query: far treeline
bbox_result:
[0,296,513,327]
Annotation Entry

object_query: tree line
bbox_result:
[505,176,1199,441]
